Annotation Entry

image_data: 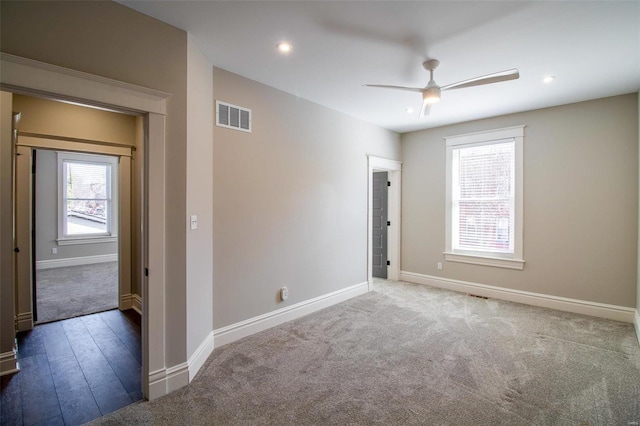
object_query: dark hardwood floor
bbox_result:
[0,309,142,426]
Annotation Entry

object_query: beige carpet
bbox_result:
[36,262,118,323]
[91,279,640,425]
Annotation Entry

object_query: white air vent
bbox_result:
[216,100,252,133]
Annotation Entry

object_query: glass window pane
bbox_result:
[453,141,515,254]
[66,162,107,199]
[66,200,107,235]
[64,160,110,236]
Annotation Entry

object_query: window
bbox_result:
[445,126,524,270]
[57,152,118,245]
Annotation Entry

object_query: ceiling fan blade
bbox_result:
[364,84,423,93]
[441,69,519,91]
[420,102,431,117]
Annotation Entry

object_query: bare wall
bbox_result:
[212,68,401,329]
[186,35,214,359]
[1,0,188,367]
[402,94,638,308]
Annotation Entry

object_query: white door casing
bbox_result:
[0,53,169,399]
[367,155,402,289]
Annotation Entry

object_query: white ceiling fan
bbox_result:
[365,59,519,117]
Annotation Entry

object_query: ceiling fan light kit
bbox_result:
[422,86,441,104]
[366,58,519,118]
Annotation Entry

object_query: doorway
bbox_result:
[1,53,170,400]
[367,156,402,288]
[33,149,120,324]
[372,171,388,279]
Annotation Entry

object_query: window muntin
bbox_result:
[445,126,524,269]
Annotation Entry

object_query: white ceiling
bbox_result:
[120,1,640,133]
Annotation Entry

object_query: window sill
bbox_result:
[57,236,117,246]
[443,252,524,270]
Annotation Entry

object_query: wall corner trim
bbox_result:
[213,281,369,348]
[147,362,189,401]
[132,294,142,315]
[16,312,33,332]
[634,309,640,347]
[0,350,19,377]
[188,331,215,382]
[399,271,636,323]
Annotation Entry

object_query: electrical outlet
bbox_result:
[51,247,58,255]
[280,287,288,301]
[437,262,442,270]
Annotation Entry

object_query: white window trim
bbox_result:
[57,151,118,245]
[444,125,525,270]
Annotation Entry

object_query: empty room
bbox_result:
[1,1,639,425]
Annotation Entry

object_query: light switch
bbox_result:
[190,215,198,230]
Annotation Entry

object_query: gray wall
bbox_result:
[402,94,638,308]
[34,150,118,262]
[186,35,214,359]
[212,68,401,329]
[1,0,188,367]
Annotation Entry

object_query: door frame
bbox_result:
[367,155,402,289]
[16,142,133,326]
[0,53,169,400]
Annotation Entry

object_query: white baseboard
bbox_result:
[214,281,369,347]
[132,294,142,315]
[119,293,133,310]
[166,362,189,393]
[147,368,167,401]
[36,253,118,270]
[0,350,19,376]
[634,310,640,347]
[400,271,635,323]
[147,362,189,401]
[188,331,214,382]
[16,312,33,332]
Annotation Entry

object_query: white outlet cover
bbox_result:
[280,287,288,301]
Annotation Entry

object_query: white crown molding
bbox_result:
[214,281,369,347]
[400,271,635,323]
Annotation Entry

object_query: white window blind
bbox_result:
[63,161,111,235]
[452,141,515,254]
[444,125,524,270]
[57,151,118,244]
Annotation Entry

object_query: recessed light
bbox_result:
[405,107,414,113]
[277,42,292,53]
[542,75,556,83]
